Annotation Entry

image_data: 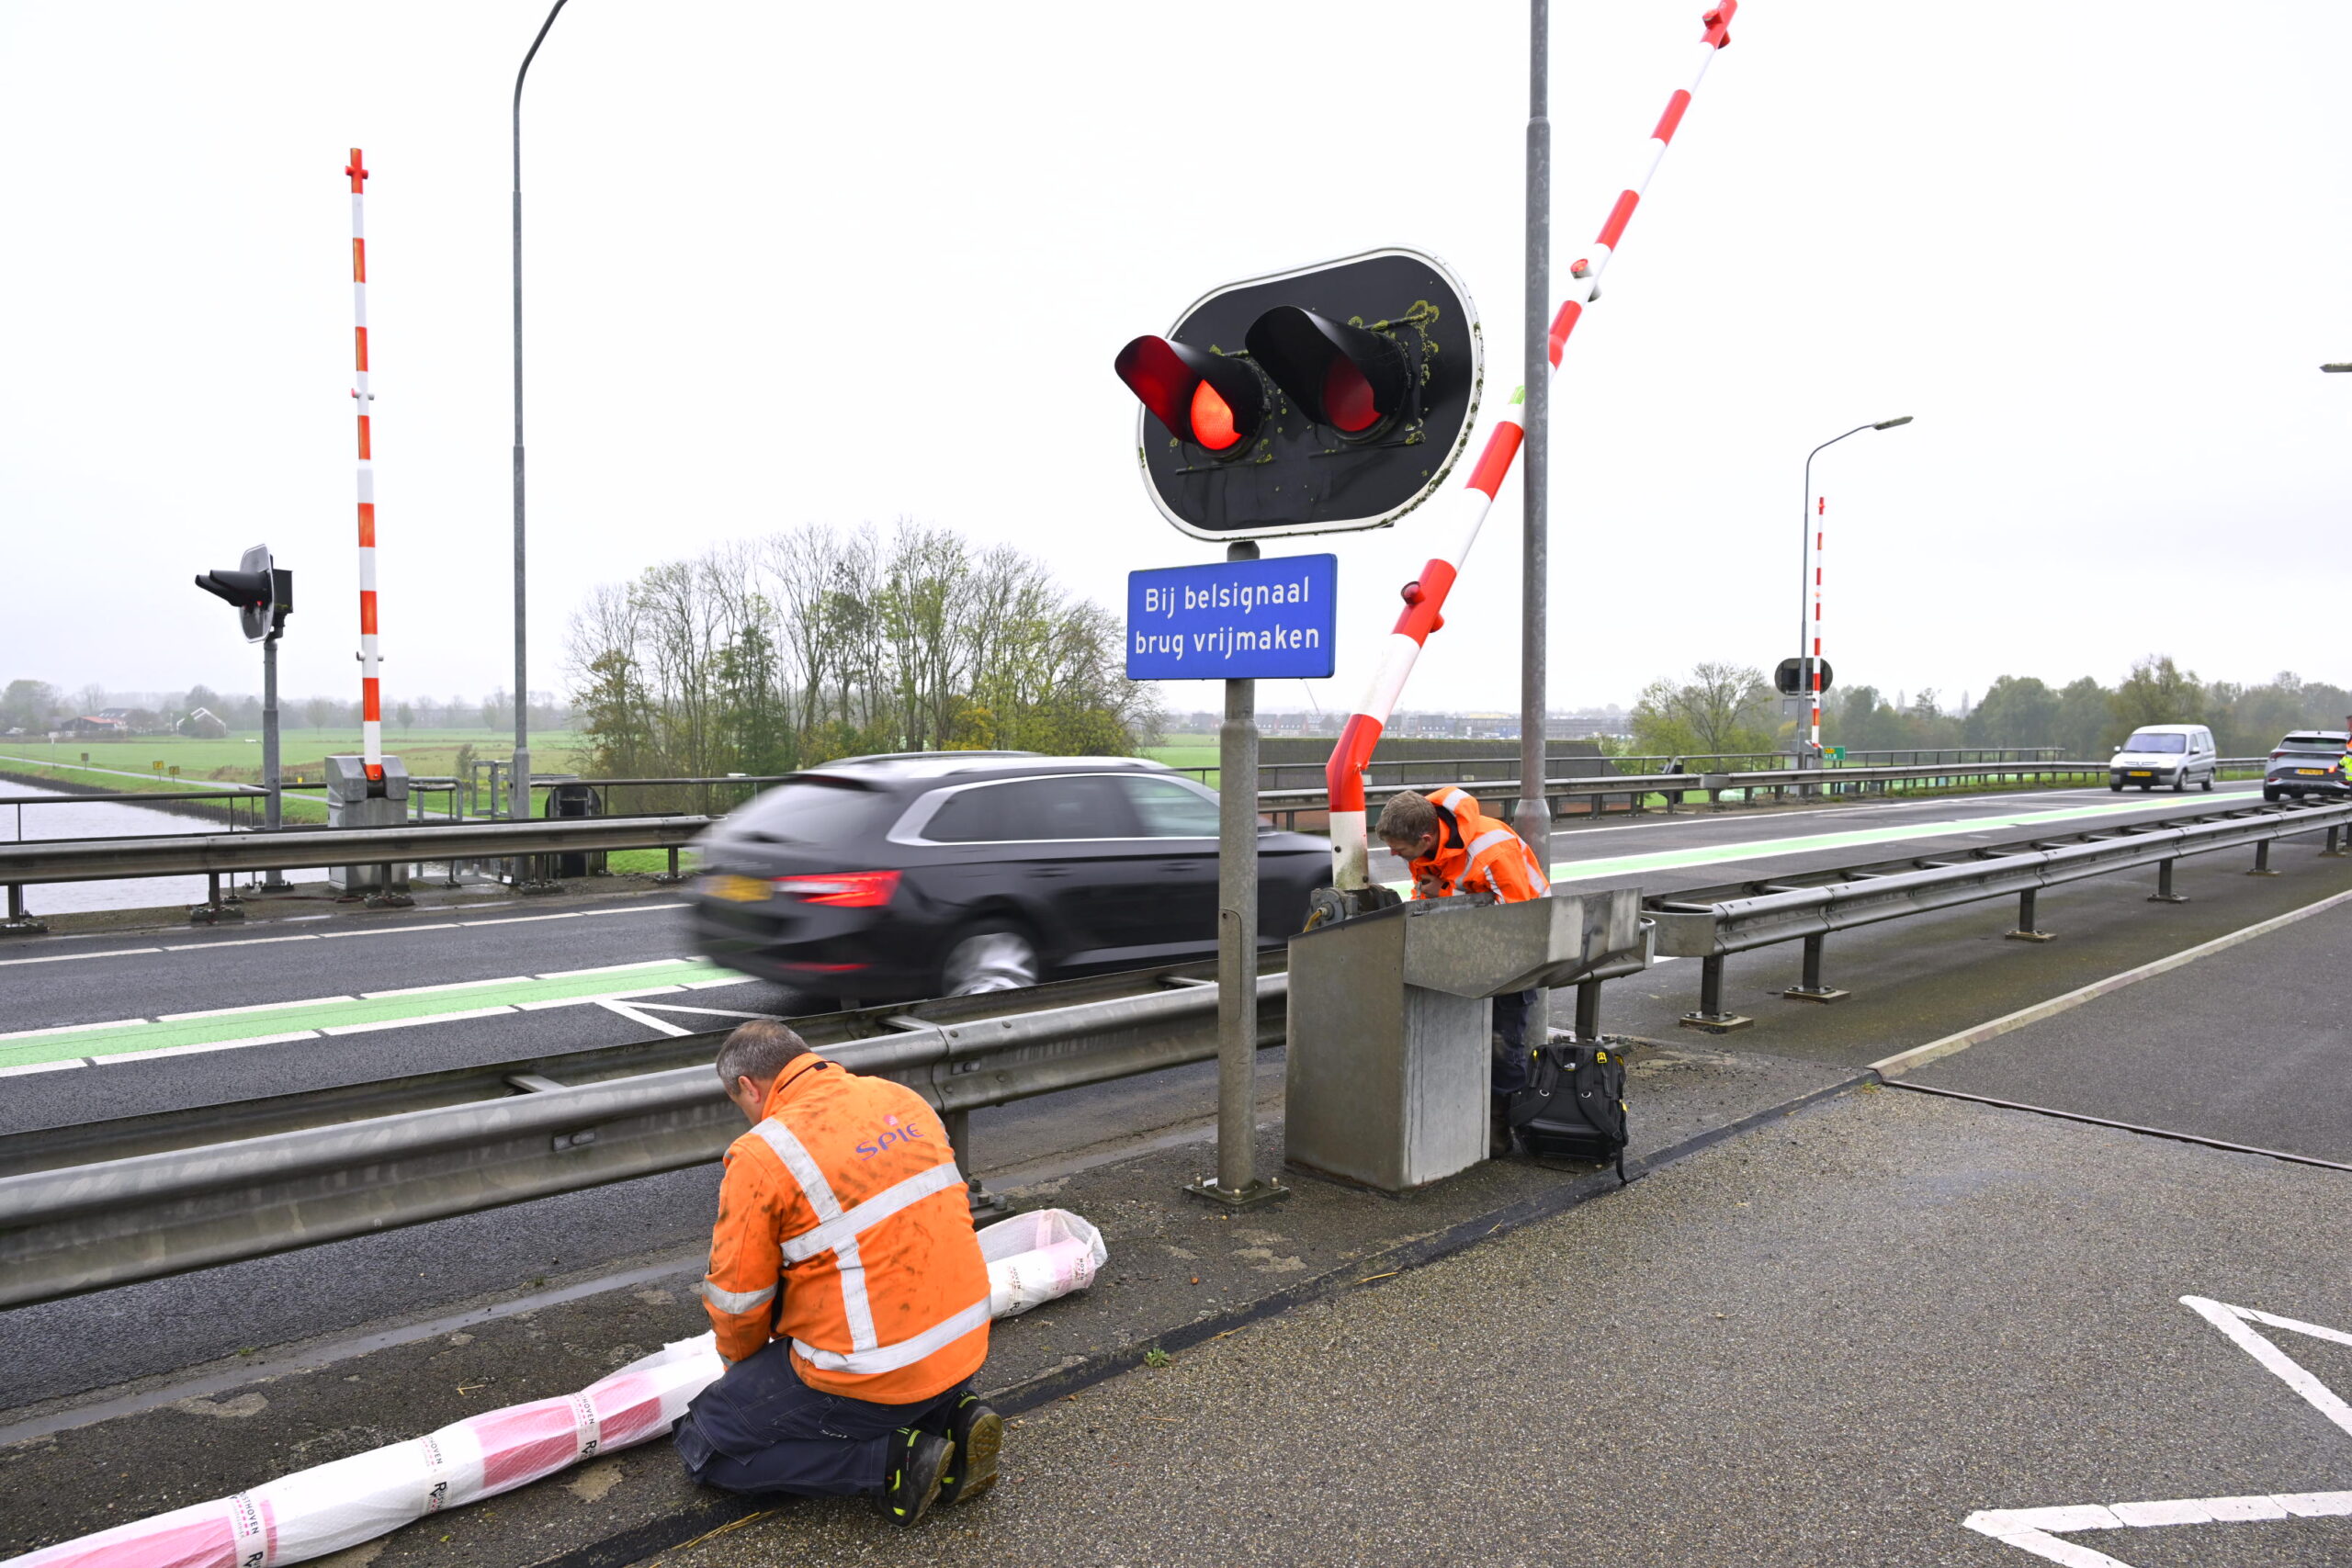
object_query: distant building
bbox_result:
[181,706,230,739]
[63,715,128,737]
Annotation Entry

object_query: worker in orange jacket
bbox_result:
[1377,787,1553,1156]
[673,1020,1001,1528]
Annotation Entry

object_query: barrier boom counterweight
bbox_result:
[347,148,385,782]
[1325,2,1740,893]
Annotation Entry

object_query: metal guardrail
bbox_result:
[0,962,1288,1307]
[0,815,710,886]
[1647,796,2352,1029]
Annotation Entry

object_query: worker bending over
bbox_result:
[676,1019,1001,1528]
[1376,787,1553,1156]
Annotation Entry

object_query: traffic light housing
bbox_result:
[196,544,292,643]
[1114,248,1481,541]
[1774,657,1833,696]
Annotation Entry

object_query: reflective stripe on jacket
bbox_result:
[700,1055,990,1404]
[1408,786,1551,903]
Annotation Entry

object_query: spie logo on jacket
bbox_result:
[855,1112,929,1160]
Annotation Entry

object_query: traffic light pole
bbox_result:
[261,632,288,888]
[510,0,569,825]
[1327,2,1739,894]
[1190,541,1286,1209]
[1514,0,1553,1038]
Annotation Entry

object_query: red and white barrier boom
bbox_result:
[1325,3,1739,892]
[347,148,384,782]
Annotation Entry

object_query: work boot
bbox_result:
[935,1391,1003,1506]
[877,1427,954,1527]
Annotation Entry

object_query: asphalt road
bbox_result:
[6,779,2338,1419]
[673,1087,2352,1568]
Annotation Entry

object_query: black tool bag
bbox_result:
[1506,1038,1630,1181]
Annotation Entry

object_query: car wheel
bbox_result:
[942,922,1040,995]
[2200,773,2213,792]
[2171,772,2187,792]
[2109,778,2123,793]
[2264,787,2281,803]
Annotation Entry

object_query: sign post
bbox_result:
[1128,550,1338,1207]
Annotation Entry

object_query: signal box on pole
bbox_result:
[1114,248,1481,542]
[194,544,293,643]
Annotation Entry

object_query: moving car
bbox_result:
[2107,724,2218,792]
[687,751,1332,1004]
[2263,729,2351,803]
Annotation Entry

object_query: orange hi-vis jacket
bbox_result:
[1407,786,1552,904]
[700,1055,990,1404]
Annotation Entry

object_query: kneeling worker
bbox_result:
[675,1019,1001,1527]
[1376,787,1553,1156]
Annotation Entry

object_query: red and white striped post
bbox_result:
[347,148,384,783]
[1810,494,1825,754]
[1326,3,1740,892]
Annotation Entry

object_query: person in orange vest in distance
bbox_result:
[1375,787,1554,1158]
[674,1019,1001,1528]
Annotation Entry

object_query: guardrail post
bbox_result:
[2249,840,2279,876]
[1574,977,1602,1042]
[2007,887,2055,941]
[655,845,687,885]
[2148,859,2188,903]
[1,884,45,936]
[2324,827,2346,858]
[188,871,245,925]
[1780,932,1848,1002]
[1678,954,1752,1033]
[941,1108,1010,1220]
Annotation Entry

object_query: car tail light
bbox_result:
[2271,750,2287,760]
[772,871,900,908]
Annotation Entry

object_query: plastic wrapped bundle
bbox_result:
[979,1206,1109,1317]
[7,1208,1111,1568]
[3,1333,726,1568]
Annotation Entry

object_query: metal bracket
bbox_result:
[1183,1174,1291,1208]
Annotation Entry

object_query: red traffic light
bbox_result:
[1243,307,1409,436]
[1113,335,1267,453]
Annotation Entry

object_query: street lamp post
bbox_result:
[1797,415,1912,769]
[510,0,570,822]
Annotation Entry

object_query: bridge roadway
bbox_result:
[2,778,2348,1555]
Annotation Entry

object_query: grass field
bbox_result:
[0,730,589,824]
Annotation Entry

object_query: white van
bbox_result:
[2109,724,2218,792]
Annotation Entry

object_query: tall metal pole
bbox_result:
[1514,0,1553,1039]
[511,0,569,822]
[1191,539,1285,1207]
[1796,417,1912,770]
[261,633,287,888]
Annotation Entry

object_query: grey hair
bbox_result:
[715,1019,815,1089]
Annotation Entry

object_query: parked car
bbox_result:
[2263,729,2351,803]
[2108,724,2218,792]
[687,751,1331,1004]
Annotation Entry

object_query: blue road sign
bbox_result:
[1126,554,1338,681]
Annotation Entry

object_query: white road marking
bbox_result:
[534,959,689,978]
[0,1017,147,1042]
[1961,1297,2352,1565]
[96,1032,320,1064]
[358,976,532,999]
[0,1058,88,1077]
[580,903,688,915]
[318,922,460,939]
[157,996,354,1021]
[1872,886,2352,1077]
[630,1002,782,1020]
[459,912,583,927]
[0,946,163,967]
[514,983,687,1011]
[320,1006,517,1036]
[161,934,322,951]
[594,998,692,1036]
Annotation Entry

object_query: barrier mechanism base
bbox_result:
[1184,1175,1291,1209]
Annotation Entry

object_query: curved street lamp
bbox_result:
[1797,415,1912,769]
[510,0,570,820]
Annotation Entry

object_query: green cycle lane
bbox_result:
[1382,788,2264,892]
[0,958,741,1072]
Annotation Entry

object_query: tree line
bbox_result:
[1630,657,2351,760]
[563,522,1161,781]
[0,680,565,737]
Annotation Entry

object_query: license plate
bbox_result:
[703,875,770,903]
[2297,768,2328,776]
[2127,771,2152,778]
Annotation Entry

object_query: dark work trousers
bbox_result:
[674,1339,964,1497]
[1490,987,1541,1096]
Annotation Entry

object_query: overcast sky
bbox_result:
[3,1,2346,718]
